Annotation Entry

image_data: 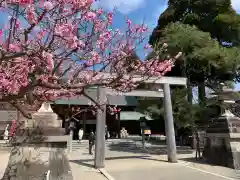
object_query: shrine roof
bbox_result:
[53,88,138,106]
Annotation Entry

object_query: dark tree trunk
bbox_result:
[187,80,193,104]
[198,81,206,105]
[181,59,193,104]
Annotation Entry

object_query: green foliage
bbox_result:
[151,0,240,45]
[170,88,199,127]
[149,0,240,87]
[156,22,240,85]
[136,88,203,128]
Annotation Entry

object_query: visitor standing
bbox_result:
[105,125,109,140]
[78,128,84,144]
[195,131,201,160]
[88,130,95,155]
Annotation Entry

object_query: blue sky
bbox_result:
[96,0,240,90]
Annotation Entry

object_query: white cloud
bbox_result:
[95,0,145,14]
[232,0,240,11]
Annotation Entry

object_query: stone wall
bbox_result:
[202,114,240,169]
[203,133,234,168]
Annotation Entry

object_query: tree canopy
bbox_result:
[0,1,181,118]
[154,22,240,86]
[149,0,240,102]
[150,0,240,45]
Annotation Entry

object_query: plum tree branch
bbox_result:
[10,101,32,119]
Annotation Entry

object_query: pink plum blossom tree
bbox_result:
[0,0,184,179]
[0,0,181,119]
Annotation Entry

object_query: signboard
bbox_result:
[144,129,151,135]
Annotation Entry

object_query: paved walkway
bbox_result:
[0,150,9,179]
[0,140,239,180]
[68,147,107,180]
[70,140,240,180]
[104,154,239,180]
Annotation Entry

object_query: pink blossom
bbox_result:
[96,8,104,15]
[15,20,20,29]
[25,5,36,24]
[55,24,75,37]
[42,51,54,72]
[126,19,131,27]
[0,0,178,113]
[107,12,113,24]
[8,0,33,6]
[85,12,97,21]
[37,30,46,40]
[44,1,53,10]
[9,44,21,52]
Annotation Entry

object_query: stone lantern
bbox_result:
[22,102,67,145]
[9,103,72,179]
[32,102,61,128]
[203,85,240,169]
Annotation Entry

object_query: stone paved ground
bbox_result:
[104,140,240,180]
[0,140,239,180]
[68,146,108,180]
[0,150,9,179]
[105,153,239,180]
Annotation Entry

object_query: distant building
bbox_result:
[0,87,160,140]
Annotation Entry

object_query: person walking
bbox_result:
[88,130,95,155]
[78,128,84,144]
[195,132,201,160]
[105,125,109,140]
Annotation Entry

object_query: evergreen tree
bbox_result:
[149,0,240,103]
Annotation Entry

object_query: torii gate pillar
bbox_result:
[163,83,177,163]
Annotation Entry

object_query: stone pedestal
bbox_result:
[203,110,240,169]
[3,103,72,180]
[18,103,68,147]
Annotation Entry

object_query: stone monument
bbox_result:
[202,85,240,169]
[22,102,69,147]
[2,102,73,180]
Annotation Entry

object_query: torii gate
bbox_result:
[94,74,187,168]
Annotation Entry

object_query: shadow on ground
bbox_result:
[180,157,211,165]
[180,156,230,167]
[70,155,169,169]
[107,141,194,155]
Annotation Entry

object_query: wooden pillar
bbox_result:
[94,86,106,168]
